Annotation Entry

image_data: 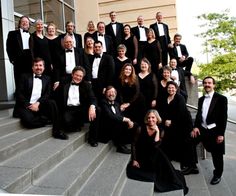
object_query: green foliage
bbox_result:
[199,53,236,92]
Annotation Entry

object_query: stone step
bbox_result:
[0,117,21,137]
[0,126,51,162]
[0,109,13,119]
[199,159,234,196]
[78,148,130,196]
[24,143,112,196]
[119,178,154,196]
[153,190,183,196]
[0,131,87,193]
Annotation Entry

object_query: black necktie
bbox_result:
[35,75,42,79]
[66,49,73,53]
[94,54,101,58]
[98,33,104,37]
[71,82,79,86]
[23,29,29,33]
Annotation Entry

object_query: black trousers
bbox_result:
[177,57,193,77]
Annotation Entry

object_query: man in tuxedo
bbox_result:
[131,15,148,64]
[150,12,171,66]
[105,11,124,51]
[6,15,33,87]
[92,22,114,56]
[169,58,188,102]
[59,21,82,49]
[59,66,100,147]
[87,41,115,103]
[14,57,68,140]
[53,35,89,91]
[100,86,135,154]
[168,33,195,84]
[191,76,228,185]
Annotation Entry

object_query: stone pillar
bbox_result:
[0,0,15,101]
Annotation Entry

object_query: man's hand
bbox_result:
[28,102,40,112]
[120,103,130,111]
[88,105,96,121]
[53,82,59,91]
[191,127,200,138]
[216,135,224,144]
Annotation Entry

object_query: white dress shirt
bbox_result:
[97,33,107,52]
[157,23,165,36]
[138,26,147,41]
[65,48,76,74]
[112,23,117,36]
[30,74,42,104]
[201,91,214,128]
[92,53,102,79]
[67,84,80,106]
[20,28,30,50]
[176,45,182,58]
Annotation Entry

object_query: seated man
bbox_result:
[59,66,100,147]
[100,86,136,154]
[14,57,68,140]
[168,33,195,84]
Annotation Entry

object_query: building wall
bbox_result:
[77,0,177,40]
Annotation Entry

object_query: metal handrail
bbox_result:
[187,104,236,125]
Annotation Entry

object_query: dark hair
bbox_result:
[18,16,30,29]
[65,21,75,27]
[94,40,103,46]
[105,85,117,95]
[203,76,216,84]
[72,66,86,76]
[166,80,178,89]
[140,57,152,73]
[174,33,182,39]
[33,57,45,66]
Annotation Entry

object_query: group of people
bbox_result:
[6,11,228,194]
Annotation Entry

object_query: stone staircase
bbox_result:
[0,108,235,196]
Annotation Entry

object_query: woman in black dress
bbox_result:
[160,81,198,174]
[114,44,131,88]
[83,20,96,45]
[118,63,145,124]
[32,19,52,77]
[138,58,158,111]
[126,109,188,194]
[122,24,138,71]
[143,28,162,79]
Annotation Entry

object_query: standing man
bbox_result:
[150,12,171,66]
[168,33,195,84]
[105,11,124,51]
[87,41,115,103]
[6,15,33,87]
[14,57,68,140]
[59,21,82,50]
[191,76,228,185]
[131,15,148,64]
[59,66,100,147]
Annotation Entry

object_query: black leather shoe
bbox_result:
[181,166,199,175]
[210,176,221,185]
[116,145,131,154]
[53,132,69,140]
[89,141,98,147]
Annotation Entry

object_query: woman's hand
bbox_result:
[132,160,140,168]
[165,120,171,127]
[120,103,130,111]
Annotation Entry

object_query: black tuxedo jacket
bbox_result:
[92,32,114,56]
[168,44,189,60]
[59,33,82,49]
[60,80,97,111]
[6,29,33,65]
[105,22,124,47]
[149,22,171,46]
[195,92,228,136]
[172,67,187,100]
[15,73,51,109]
[131,26,148,41]
[87,53,115,88]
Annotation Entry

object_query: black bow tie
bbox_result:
[71,82,79,86]
[35,75,42,79]
[109,102,115,106]
[66,49,73,53]
[98,33,104,37]
[139,26,144,28]
[111,22,117,25]
[172,68,177,71]
[158,22,163,24]
[94,54,101,58]
[23,29,29,33]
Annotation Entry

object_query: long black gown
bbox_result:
[143,40,162,79]
[126,126,188,194]
[138,72,158,111]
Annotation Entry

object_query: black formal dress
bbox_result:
[143,40,162,79]
[156,80,168,112]
[138,73,158,111]
[6,29,33,86]
[47,36,61,71]
[84,31,96,44]
[122,35,138,64]
[194,92,228,178]
[118,80,145,124]
[149,22,171,66]
[126,125,188,194]
[160,93,197,167]
[59,80,100,143]
[32,32,52,76]
[114,57,132,88]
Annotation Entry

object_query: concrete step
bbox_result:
[0,126,51,162]
[0,109,13,120]
[24,143,112,196]
[153,190,183,196]
[0,131,87,193]
[199,159,233,196]
[0,117,21,137]
[120,178,154,196]
[78,148,130,196]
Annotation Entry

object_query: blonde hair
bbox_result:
[144,109,162,124]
